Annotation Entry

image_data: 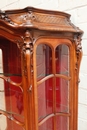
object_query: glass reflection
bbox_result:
[56,44,69,76]
[37,43,70,130]
[38,78,53,121]
[0,40,24,130]
[56,78,69,113]
[39,117,53,130]
[5,118,24,130]
[56,116,69,130]
[36,44,52,81]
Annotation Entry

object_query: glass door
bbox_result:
[34,38,72,130]
[0,39,24,130]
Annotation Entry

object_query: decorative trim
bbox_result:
[17,30,33,52]
[17,30,34,87]
[75,35,82,60]
[23,30,33,52]
[74,35,82,83]
[8,11,71,26]
[22,11,36,24]
[0,10,14,25]
[0,75,23,91]
[35,13,70,25]
[0,7,83,34]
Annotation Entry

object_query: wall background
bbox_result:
[0,0,87,130]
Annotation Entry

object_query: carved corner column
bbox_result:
[74,34,83,87]
[73,34,83,130]
[17,30,34,130]
[75,35,83,77]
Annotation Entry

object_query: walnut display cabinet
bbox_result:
[0,7,83,130]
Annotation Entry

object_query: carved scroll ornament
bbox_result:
[0,10,14,25]
[75,35,82,60]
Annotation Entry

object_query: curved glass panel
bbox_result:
[36,42,70,130]
[1,41,21,76]
[0,41,24,130]
[36,44,52,81]
[0,114,24,130]
[56,44,69,76]
[3,80,23,115]
[56,78,69,113]
[56,116,69,130]
[38,78,53,121]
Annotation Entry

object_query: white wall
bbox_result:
[58,1,87,130]
[0,0,58,10]
[0,0,87,130]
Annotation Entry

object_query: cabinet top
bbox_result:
[0,6,83,34]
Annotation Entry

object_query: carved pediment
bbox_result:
[0,7,83,33]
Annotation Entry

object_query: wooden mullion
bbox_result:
[52,48,56,130]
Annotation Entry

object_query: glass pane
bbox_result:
[11,121,24,130]
[4,81,23,116]
[39,117,53,130]
[38,78,53,121]
[0,41,21,76]
[56,78,69,113]
[0,41,24,130]
[0,115,24,130]
[36,44,52,81]
[56,44,69,76]
[56,116,69,130]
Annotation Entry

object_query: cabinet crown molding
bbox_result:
[0,7,83,34]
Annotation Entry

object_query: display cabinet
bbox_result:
[0,7,83,130]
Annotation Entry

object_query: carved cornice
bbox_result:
[9,11,70,26]
[0,7,83,34]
